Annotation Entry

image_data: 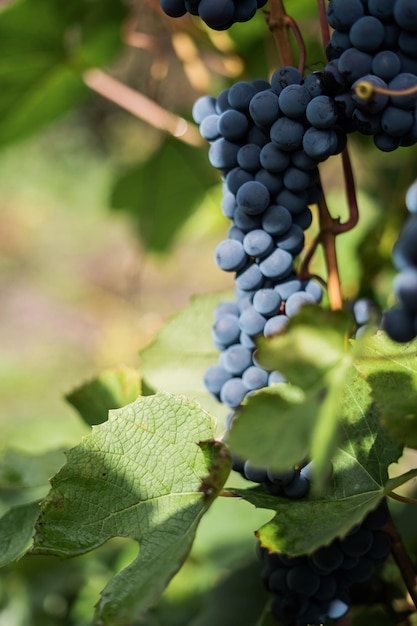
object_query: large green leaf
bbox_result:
[0,449,65,565]
[110,138,219,252]
[229,307,356,486]
[0,0,127,147]
[355,332,417,448]
[32,392,231,626]
[139,292,231,426]
[227,373,410,556]
[66,366,149,426]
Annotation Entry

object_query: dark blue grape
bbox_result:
[262,205,293,236]
[234,0,257,22]
[270,117,305,151]
[242,365,269,390]
[382,306,416,342]
[225,167,253,195]
[283,473,310,498]
[212,313,240,347]
[237,144,261,172]
[214,239,247,271]
[221,192,236,219]
[278,85,311,118]
[243,460,268,482]
[255,169,284,195]
[217,109,249,141]
[374,132,400,151]
[283,166,314,192]
[338,48,373,82]
[263,314,289,337]
[326,0,364,31]
[303,127,338,161]
[215,89,232,114]
[381,106,414,136]
[198,0,235,29]
[214,300,239,319]
[276,224,305,255]
[228,81,258,112]
[352,108,382,135]
[249,90,281,126]
[228,224,245,242]
[352,75,389,113]
[311,544,344,573]
[253,288,282,315]
[199,114,220,140]
[239,306,267,336]
[372,50,402,81]
[293,208,313,230]
[349,16,385,52]
[220,377,248,407]
[236,180,270,215]
[394,0,417,31]
[260,143,291,173]
[306,95,339,128]
[234,208,262,232]
[341,528,374,557]
[327,30,351,60]
[388,73,417,110]
[208,138,239,170]
[399,30,417,58]
[285,291,315,316]
[368,0,394,20]
[271,66,303,94]
[303,71,326,98]
[160,0,186,18]
[276,189,309,214]
[222,344,253,375]
[259,248,294,280]
[204,364,232,395]
[243,229,274,258]
[235,263,265,291]
[192,95,216,123]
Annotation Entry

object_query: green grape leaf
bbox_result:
[139,292,231,425]
[227,373,407,555]
[0,0,127,147]
[230,307,356,486]
[226,384,319,470]
[0,502,40,567]
[110,138,218,253]
[32,392,231,626]
[0,449,65,565]
[66,366,147,426]
[354,332,417,448]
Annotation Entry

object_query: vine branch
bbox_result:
[266,0,295,67]
[83,68,204,147]
[385,514,417,610]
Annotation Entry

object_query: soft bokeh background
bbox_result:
[1,0,417,624]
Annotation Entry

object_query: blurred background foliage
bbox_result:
[1,0,417,624]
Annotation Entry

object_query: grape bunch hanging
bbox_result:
[162,0,417,624]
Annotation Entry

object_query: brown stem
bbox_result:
[266,0,295,67]
[388,491,417,506]
[385,514,417,610]
[83,69,204,147]
[318,195,343,310]
[317,0,330,48]
[336,147,360,234]
[285,15,306,74]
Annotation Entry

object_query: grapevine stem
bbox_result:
[385,514,417,610]
[336,147,360,233]
[388,491,417,506]
[83,68,204,147]
[285,15,306,74]
[266,0,295,67]
[317,0,330,48]
[317,195,343,310]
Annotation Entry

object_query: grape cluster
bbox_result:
[383,178,417,342]
[324,0,417,151]
[160,0,267,30]
[259,500,392,626]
